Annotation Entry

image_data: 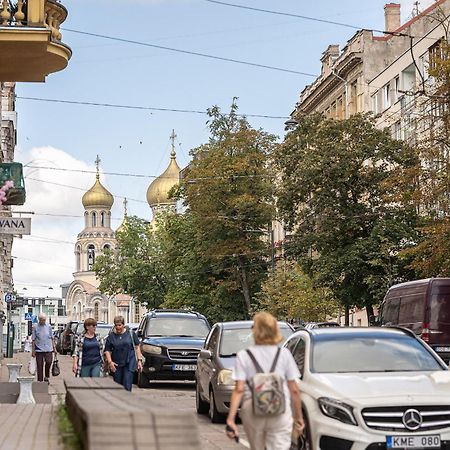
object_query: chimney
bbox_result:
[384,3,401,33]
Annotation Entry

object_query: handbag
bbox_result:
[52,355,60,377]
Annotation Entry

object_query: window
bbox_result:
[92,212,97,227]
[381,297,400,325]
[293,339,306,376]
[101,211,105,227]
[103,244,111,251]
[87,244,95,270]
[383,83,392,109]
[401,64,416,93]
[76,245,81,271]
[94,302,99,321]
[398,294,425,325]
[395,77,400,101]
[429,39,446,72]
[206,327,220,351]
[134,305,140,323]
[286,337,299,354]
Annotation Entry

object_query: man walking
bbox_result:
[32,313,55,382]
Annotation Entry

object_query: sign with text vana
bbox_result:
[0,217,31,235]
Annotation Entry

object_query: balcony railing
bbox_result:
[0,0,67,42]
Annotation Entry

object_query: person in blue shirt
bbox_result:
[31,313,55,382]
[104,315,143,391]
[72,318,105,377]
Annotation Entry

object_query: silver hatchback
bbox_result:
[195,320,294,423]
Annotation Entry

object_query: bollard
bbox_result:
[16,377,36,404]
[6,363,22,382]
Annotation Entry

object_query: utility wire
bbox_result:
[16,96,288,120]
[203,0,409,37]
[63,28,317,77]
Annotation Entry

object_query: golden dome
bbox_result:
[82,156,114,209]
[147,148,181,207]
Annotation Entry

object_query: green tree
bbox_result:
[274,113,419,323]
[94,215,167,308]
[256,263,339,322]
[179,101,277,316]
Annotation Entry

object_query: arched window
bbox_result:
[76,245,81,271]
[101,211,106,227]
[84,211,89,227]
[92,212,97,227]
[103,244,111,251]
[94,302,99,321]
[87,244,95,270]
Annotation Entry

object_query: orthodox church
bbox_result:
[64,132,181,323]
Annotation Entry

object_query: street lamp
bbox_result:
[284,118,298,131]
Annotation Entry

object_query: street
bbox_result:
[55,354,249,450]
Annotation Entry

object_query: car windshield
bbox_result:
[220,327,293,356]
[145,317,210,338]
[312,333,443,373]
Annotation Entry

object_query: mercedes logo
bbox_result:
[402,409,423,431]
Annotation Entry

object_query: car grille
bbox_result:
[362,406,450,432]
[167,349,200,361]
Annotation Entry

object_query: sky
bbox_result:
[10,0,435,297]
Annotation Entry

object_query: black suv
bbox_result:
[136,309,210,387]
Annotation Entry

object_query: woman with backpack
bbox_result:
[225,312,304,450]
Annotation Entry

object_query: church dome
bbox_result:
[147,149,181,207]
[82,174,114,209]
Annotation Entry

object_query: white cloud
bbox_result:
[11,147,108,298]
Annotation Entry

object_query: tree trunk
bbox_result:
[345,304,350,326]
[366,305,374,324]
[238,255,252,315]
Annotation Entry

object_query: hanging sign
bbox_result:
[0,217,31,235]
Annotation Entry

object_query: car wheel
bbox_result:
[196,382,209,414]
[298,413,312,450]
[137,372,151,388]
[209,388,224,423]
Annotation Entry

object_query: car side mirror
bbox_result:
[137,330,143,338]
[198,349,212,360]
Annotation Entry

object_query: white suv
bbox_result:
[284,327,450,450]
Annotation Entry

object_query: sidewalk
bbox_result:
[0,352,67,450]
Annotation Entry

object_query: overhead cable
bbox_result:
[63,28,317,77]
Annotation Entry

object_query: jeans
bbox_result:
[80,362,102,378]
[35,352,53,382]
[113,365,134,391]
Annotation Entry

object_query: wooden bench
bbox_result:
[0,381,51,403]
[64,378,201,450]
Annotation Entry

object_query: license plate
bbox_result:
[172,364,196,371]
[435,346,450,352]
[387,435,441,449]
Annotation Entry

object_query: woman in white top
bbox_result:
[226,312,304,450]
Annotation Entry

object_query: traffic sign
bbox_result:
[4,293,15,303]
[32,315,38,324]
[24,312,33,321]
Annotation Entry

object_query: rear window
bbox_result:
[398,293,425,324]
[145,317,210,338]
[430,291,450,327]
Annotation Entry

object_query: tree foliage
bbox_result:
[256,263,339,322]
[274,113,419,317]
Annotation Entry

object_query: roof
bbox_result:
[217,320,292,330]
[302,327,413,339]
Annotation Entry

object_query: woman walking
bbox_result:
[104,315,143,391]
[226,312,305,450]
[72,318,104,377]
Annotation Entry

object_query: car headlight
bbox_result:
[141,344,162,355]
[318,397,357,426]
[217,369,234,386]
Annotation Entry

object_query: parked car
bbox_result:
[136,309,211,388]
[195,320,294,423]
[284,326,450,450]
[379,277,450,362]
[59,321,80,355]
[304,321,340,329]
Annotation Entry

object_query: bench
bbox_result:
[64,377,201,450]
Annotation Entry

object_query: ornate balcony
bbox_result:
[0,0,71,82]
